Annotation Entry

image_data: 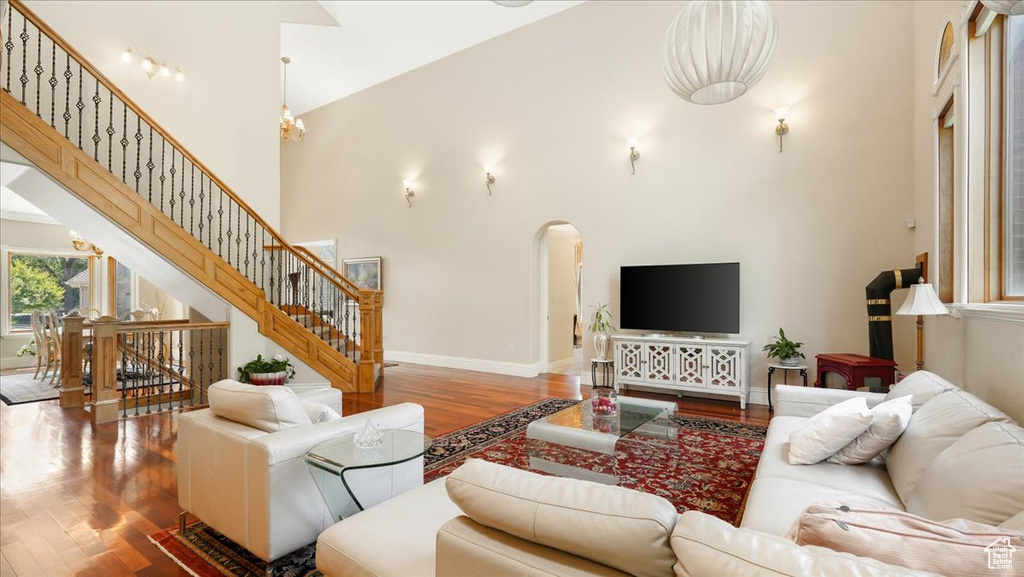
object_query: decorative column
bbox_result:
[89,316,120,424]
[59,313,85,408]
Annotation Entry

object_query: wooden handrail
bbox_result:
[116,321,229,332]
[7,0,360,310]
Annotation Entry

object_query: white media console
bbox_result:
[612,334,751,409]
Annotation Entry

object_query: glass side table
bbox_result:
[304,429,431,520]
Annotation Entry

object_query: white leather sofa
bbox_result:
[177,380,425,562]
[315,371,1024,576]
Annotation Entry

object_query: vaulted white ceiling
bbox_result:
[281,0,584,116]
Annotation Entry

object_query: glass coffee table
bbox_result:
[305,429,431,520]
[526,396,678,484]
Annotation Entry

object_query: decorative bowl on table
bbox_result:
[591,389,617,416]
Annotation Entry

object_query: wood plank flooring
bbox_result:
[0,363,769,576]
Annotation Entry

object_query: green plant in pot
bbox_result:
[589,303,615,361]
[238,354,296,386]
[763,328,805,366]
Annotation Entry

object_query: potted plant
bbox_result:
[762,328,805,366]
[238,354,296,386]
[589,303,615,361]
[16,339,37,358]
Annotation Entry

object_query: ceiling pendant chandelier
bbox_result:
[280,57,306,143]
[662,0,779,105]
[981,0,1024,15]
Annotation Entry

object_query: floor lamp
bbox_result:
[895,278,949,371]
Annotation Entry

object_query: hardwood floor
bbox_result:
[0,363,769,576]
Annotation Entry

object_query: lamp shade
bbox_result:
[662,0,779,105]
[981,1,1024,15]
[896,283,949,316]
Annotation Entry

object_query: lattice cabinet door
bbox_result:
[675,344,706,387]
[707,347,743,390]
[644,343,674,383]
[615,341,644,380]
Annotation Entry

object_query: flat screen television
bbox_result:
[619,263,740,334]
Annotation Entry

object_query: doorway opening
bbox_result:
[538,223,583,376]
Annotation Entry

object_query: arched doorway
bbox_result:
[537,223,583,375]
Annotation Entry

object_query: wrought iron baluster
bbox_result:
[260,229,266,293]
[235,203,243,270]
[159,139,166,212]
[177,331,185,405]
[106,90,114,171]
[18,15,27,104]
[178,159,186,227]
[189,164,195,236]
[206,177,214,249]
[169,149,177,220]
[5,7,13,92]
[134,329,142,416]
[147,127,154,203]
[76,64,83,148]
[134,115,143,193]
[198,174,206,248]
[62,53,71,137]
[91,79,100,160]
[157,330,166,408]
[197,329,205,408]
[33,26,41,114]
[244,214,251,279]
[217,188,224,257]
[48,39,56,127]
[121,331,129,419]
[120,101,128,183]
[225,195,232,264]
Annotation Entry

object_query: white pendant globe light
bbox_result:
[492,1,533,6]
[662,1,780,105]
[981,0,1024,15]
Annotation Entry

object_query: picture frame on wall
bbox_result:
[343,257,382,291]
[295,239,337,269]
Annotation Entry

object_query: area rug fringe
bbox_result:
[147,534,203,577]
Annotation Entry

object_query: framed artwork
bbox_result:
[296,239,337,269]
[343,257,382,291]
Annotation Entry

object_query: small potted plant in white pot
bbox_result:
[238,354,296,386]
[762,328,805,366]
[589,303,615,361]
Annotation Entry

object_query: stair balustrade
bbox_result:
[1,0,381,392]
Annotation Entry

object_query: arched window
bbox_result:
[937,21,955,77]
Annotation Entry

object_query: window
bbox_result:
[1005,15,1023,298]
[4,250,93,333]
[109,258,135,318]
[937,101,956,303]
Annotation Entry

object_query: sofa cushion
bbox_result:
[886,390,1013,502]
[673,511,935,577]
[754,416,900,504]
[788,397,873,465]
[316,478,463,577]
[884,371,959,411]
[207,380,311,433]
[739,476,904,537]
[786,502,1024,577]
[905,422,1024,526]
[300,400,341,424]
[1001,510,1024,531]
[436,516,631,577]
[828,395,912,465]
[445,459,678,577]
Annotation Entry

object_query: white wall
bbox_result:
[23,0,282,228]
[547,225,579,365]
[281,0,920,399]
[911,1,1024,423]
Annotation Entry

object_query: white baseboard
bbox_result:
[546,357,575,373]
[385,350,539,378]
[578,371,769,407]
[0,356,34,370]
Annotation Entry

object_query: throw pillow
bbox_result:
[786,502,1024,577]
[788,397,873,465]
[445,459,678,577]
[300,400,342,424]
[827,395,912,465]
[208,379,312,432]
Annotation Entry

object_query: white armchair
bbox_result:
[177,381,425,562]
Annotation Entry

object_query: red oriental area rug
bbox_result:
[149,397,765,576]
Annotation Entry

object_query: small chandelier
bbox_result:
[280,57,306,143]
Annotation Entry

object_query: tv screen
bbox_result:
[620,263,740,334]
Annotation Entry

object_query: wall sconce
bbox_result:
[121,46,184,82]
[403,180,415,207]
[627,138,640,175]
[774,106,790,153]
[483,165,496,195]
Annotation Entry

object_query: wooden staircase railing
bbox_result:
[61,315,229,423]
[1,0,381,393]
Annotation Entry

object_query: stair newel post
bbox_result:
[373,290,384,369]
[59,312,85,408]
[89,316,120,424]
[358,290,377,393]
